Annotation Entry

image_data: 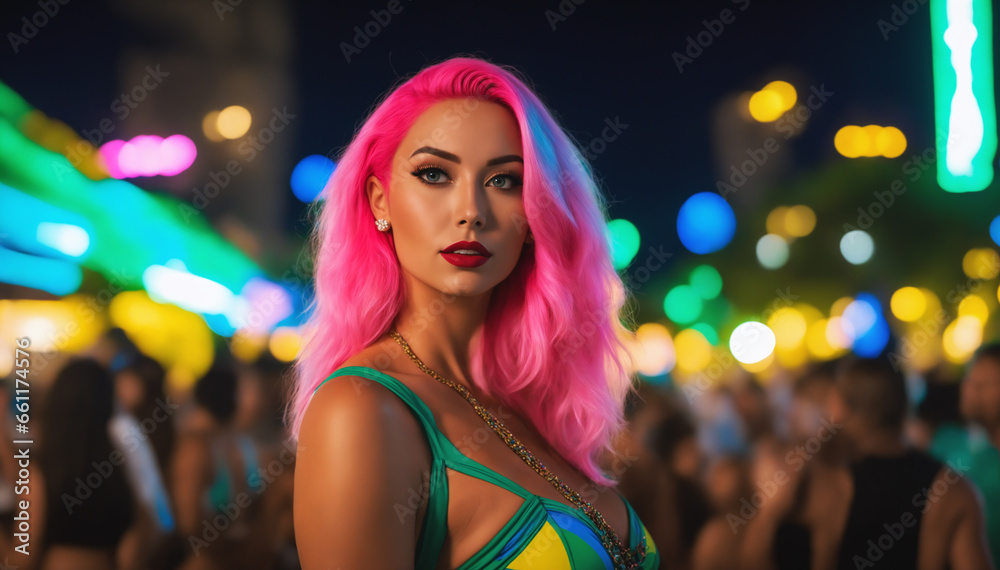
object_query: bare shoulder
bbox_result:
[294,359,433,568]
[921,461,981,532]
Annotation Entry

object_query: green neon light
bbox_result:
[930,0,997,192]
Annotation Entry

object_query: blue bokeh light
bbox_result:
[677,192,736,254]
[291,155,336,203]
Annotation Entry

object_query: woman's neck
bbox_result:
[392,277,493,388]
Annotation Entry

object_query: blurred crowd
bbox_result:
[615,347,1000,569]
[3,327,999,570]
[0,329,298,570]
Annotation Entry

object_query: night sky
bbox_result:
[1,0,967,314]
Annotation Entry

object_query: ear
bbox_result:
[366,175,389,222]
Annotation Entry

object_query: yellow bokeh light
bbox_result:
[807,318,841,360]
[835,125,907,159]
[740,351,774,373]
[963,248,1000,279]
[943,316,983,363]
[764,81,797,111]
[784,205,816,237]
[216,105,252,139]
[749,89,785,122]
[835,126,864,158]
[776,345,809,368]
[767,307,808,350]
[826,316,854,349]
[232,333,269,363]
[875,126,907,158]
[109,291,214,390]
[891,286,926,322]
[633,323,676,376]
[674,328,712,372]
[766,206,790,237]
[859,125,882,157]
[269,326,302,362]
[958,294,990,325]
[202,110,224,142]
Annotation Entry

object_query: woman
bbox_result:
[290,56,661,569]
[25,357,135,570]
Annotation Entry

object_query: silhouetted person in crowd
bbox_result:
[173,365,262,570]
[616,382,709,570]
[950,343,1000,565]
[111,355,180,570]
[741,356,993,569]
[11,358,135,570]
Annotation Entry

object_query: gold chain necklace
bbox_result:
[388,328,645,570]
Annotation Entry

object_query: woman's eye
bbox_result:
[488,174,523,190]
[412,167,448,185]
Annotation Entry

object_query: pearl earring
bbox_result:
[375,218,390,232]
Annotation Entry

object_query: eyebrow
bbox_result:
[409,146,523,167]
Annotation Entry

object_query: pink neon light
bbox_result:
[99,135,198,178]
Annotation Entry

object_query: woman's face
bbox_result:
[368,98,531,298]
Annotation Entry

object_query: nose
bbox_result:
[456,178,486,229]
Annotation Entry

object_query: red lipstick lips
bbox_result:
[441,241,492,268]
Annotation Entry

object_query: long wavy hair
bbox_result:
[287,55,637,486]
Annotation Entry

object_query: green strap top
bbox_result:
[315,366,661,570]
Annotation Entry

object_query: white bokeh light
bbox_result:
[840,230,874,264]
[756,234,789,269]
[729,321,777,364]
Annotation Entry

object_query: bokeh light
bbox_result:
[756,234,789,269]
[216,105,252,139]
[890,286,926,322]
[729,321,776,364]
[784,205,816,237]
[991,215,1000,247]
[748,89,785,122]
[606,218,641,270]
[767,307,808,350]
[291,155,337,203]
[835,125,906,158]
[958,294,989,325]
[962,248,1000,279]
[674,328,712,372]
[633,323,676,376]
[677,192,736,254]
[664,284,703,324]
[689,265,723,299]
[840,230,874,264]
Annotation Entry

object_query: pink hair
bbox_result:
[287,55,638,486]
